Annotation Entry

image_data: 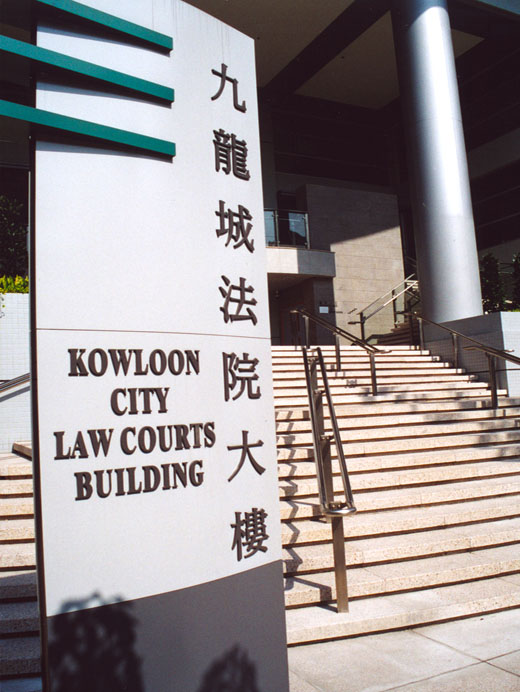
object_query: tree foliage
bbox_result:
[0,195,27,276]
[480,252,506,312]
[511,253,520,310]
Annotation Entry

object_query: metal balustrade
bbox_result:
[264,209,309,248]
[302,346,356,613]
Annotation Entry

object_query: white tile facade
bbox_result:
[0,293,31,451]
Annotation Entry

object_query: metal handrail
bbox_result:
[0,372,30,394]
[354,274,417,317]
[290,307,384,395]
[411,313,520,409]
[302,345,356,612]
[291,307,382,353]
[349,274,419,340]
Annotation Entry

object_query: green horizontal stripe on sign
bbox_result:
[0,35,174,103]
[0,99,175,157]
[36,0,173,50]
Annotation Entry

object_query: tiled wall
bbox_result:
[304,184,404,341]
[0,382,31,451]
[0,293,31,451]
[0,293,30,380]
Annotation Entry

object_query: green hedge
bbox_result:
[0,275,29,293]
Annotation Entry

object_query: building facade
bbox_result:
[1,0,520,344]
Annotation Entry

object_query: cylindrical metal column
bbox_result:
[392,0,483,323]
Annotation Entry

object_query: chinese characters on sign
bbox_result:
[215,201,254,252]
[219,276,257,325]
[227,430,265,482]
[210,63,269,562]
[213,129,250,180]
[222,352,260,402]
[211,63,246,112]
[231,508,269,561]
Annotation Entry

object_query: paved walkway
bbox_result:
[288,609,520,691]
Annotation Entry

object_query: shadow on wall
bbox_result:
[48,592,145,692]
[198,645,260,692]
[46,592,262,692]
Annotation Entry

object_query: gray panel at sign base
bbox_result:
[46,560,289,692]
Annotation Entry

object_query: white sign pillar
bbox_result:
[32,1,289,689]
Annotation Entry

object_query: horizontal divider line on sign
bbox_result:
[36,0,173,50]
[0,35,174,103]
[0,98,176,157]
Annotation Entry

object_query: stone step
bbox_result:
[0,479,34,497]
[0,518,35,542]
[273,372,474,385]
[278,442,520,477]
[0,637,41,677]
[0,455,33,479]
[271,352,431,361]
[280,460,520,498]
[280,458,520,497]
[272,360,455,371]
[285,575,520,645]
[281,495,520,542]
[0,601,39,636]
[0,571,37,600]
[277,428,520,460]
[274,397,519,420]
[279,477,520,519]
[284,544,520,607]
[277,428,520,461]
[274,380,487,397]
[275,389,500,408]
[283,517,520,573]
[275,405,520,432]
[0,498,35,520]
[0,543,36,570]
[276,417,520,447]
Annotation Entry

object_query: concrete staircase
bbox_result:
[375,319,419,346]
[273,345,520,645]
[0,442,40,690]
[2,344,520,682]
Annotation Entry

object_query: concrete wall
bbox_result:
[0,293,31,451]
[303,184,404,340]
[468,127,520,180]
[266,246,335,277]
[424,312,520,398]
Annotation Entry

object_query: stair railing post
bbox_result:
[335,334,341,372]
[304,314,310,348]
[290,311,298,346]
[451,333,459,370]
[359,311,365,341]
[487,353,498,409]
[331,516,349,612]
[408,310,415,346]
[418,316,425,351]
[314,348,351,612]
[369,352,378,396]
